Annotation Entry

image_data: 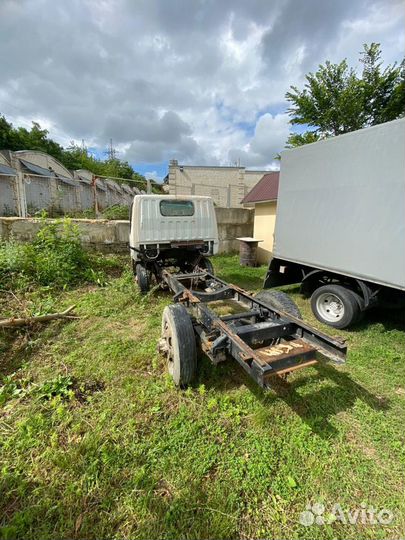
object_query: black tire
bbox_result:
[136,264,150,294]
[254,290,302,319]
[160,304,197,386]
[311,284,360,329]
[197,256,215,275]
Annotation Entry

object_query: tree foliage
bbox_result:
[0,117,65,160]
[285,43,405,146]
[0,116,145,183]
[285,131,320,148]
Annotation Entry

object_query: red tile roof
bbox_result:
[242,172,279,203]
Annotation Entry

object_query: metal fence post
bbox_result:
[15,172,27,217]
[92,175,100,217]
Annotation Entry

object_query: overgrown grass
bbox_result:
[101,204,130,220]
[65,205,130,220]
[0,219,119,292]
[0,254,404,539]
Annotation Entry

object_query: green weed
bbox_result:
[35,375,75,401]
[102,204,130,220]
[0,219,120,291]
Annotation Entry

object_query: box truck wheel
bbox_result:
[254,290,302,319]
[136,264,150,294]
[159,304,197,386]
[311,285,360,329]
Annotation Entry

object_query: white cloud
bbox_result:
[144,170,165,182]
[0,0,403,169]
[229,113,290,168]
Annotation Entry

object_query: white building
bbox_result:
[165,160,272,208]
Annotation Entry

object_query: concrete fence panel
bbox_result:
[0,175,18,216]
[0,173,139,217]
[79,181,94,210]
[24,176,53,214]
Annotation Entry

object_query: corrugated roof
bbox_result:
[0,163,16,175]
[242,172,279,203]
[19,158,53,177]
[56,174,77,187]
[78,174,92,185]
[96,179,107,191]
[122,184,133,194]
[105,179,122,191]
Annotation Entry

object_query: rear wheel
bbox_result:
[311,284,360,329]
[255,290,302,319]
[136,264,150,294]
[196,256,214,275]
[159,304,197,386]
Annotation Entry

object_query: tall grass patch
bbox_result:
[0,218,108,290]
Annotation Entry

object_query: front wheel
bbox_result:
[311,284,360,329]
[136,264,150,294]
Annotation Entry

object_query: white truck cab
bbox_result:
[129,195,218,292]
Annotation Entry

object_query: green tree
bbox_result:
[0,116,65,159]
[285,131,320,148]
[361,43,405,125]
[0,115,18,149]
[0,115,146,184]
[19,122,65,161]
[103,158,134,179]
[285,43,405,146]
[62,144,106,175]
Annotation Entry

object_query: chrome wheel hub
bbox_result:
[316,292,345,322]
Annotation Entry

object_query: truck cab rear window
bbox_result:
[160,200,194,217]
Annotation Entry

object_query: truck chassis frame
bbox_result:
[158,270,347,389]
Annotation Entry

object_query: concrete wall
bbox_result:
[253,201,278,264]
[168,160,268,208]
[215,207,254,252]
[0,208,253,254]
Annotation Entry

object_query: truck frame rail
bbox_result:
[159,270,347,389]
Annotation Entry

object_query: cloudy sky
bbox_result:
[1,0,404,180]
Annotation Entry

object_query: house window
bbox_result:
[160,200,195,217]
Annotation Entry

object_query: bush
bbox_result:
[0,218,106,290]
[102,205,130,220]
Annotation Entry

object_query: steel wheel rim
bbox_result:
[163,319,174,375]
[316,292,345,322]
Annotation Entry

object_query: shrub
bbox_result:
[102,205,130,220]
[32,219,92,287]
[0,218,107,290]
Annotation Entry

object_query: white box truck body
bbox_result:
[265,118,405,328]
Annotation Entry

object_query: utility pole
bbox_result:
[106,138,116,160]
